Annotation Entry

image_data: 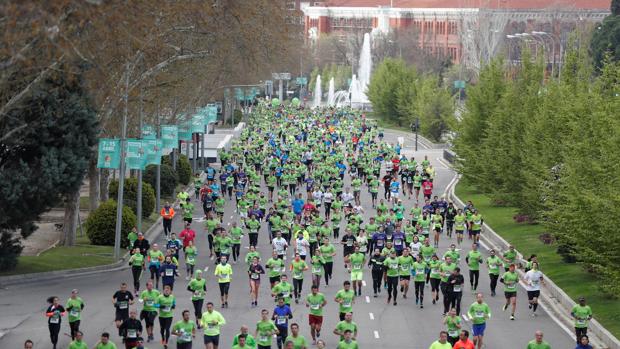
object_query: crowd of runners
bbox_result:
[37,104,595,349]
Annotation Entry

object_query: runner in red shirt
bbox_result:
[178,222,196,257]
[423,178,434,200]
[453,330,476,349]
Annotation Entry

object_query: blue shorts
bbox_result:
[472,323,486,336]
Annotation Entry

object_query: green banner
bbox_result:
[235,87,244,101]
[191,114,205,133]
[125,139,146,170]
[161,125,178,149]
[178,121,192,141]
[97,138,121,169]
[143,139,163,165]
[141,124,156,139]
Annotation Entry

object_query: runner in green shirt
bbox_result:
[66,289,85,340]
[290,255,308,303]
[468,293,491,349]
[526,331,552,349]
[443,308,462,344]
[486,249,502,297]
[200,302,226,342]
[272,276,294,305]
[172,310,196,347]
[571,297,593,343]
[466,243,483,291]
[412,255,428,308]
[255,309,279,348]
[311,250,326,288]
[93,333,117,349]
[156,285,175,346]
[383,250,400,305]
[334,282,355,320]
[502,246,518,271]
[346,246,365,296]
[266,250,285,287]
[333,313,357,341]
[397,248,415,299]
[229,223,244,263]
[305,285,327,343]
[500,264,519,320]
[67,331,88,349]
[285,323,308,349]
[187,270,206,325]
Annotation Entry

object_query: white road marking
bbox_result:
[374,330,380,339]
[362,280,366,287]
[436,157,452,169]
[203,266,209,272]
[365,296,370,303]
[462,314,470,322]
[369,312,375,320]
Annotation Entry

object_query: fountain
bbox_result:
[350,33,372,106]
[327,77,335,106]
[313,74,322,108]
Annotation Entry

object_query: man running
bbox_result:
[200,302,226,349]
[214,256,233,308]
[467,293,491,349]
[500,263,519,320]
[172,310,196,349]
[119,310,142,349]
[333,312,357,342]
[112,283,134,336]
[524,261,544,317]
[66,289,85,340]
[255,308,278,349]
[305,285,326,345]
[466,243,483,291]
[346,246,365,296]
[138,281,160,342]
[571,297,593,344]
[334,281,355,321]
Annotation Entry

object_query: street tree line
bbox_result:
[453,43,620,296]
[367,58,455,142]
[0,0,302,270]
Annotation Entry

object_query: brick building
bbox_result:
[302,0,610,66]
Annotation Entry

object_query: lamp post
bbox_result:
[410,118,420,152]
[533,31,561,78]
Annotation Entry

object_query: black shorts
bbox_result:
[219,282,230,296]
[504,291,517,299]
[527,290,540,300]
[203,334,219,346]
[140,310,157,326]
[115,309,129,322]
[471,229,481,236]
[400,275,410,281]
[269,276,281,284]
[371,192,377,199]
[184,217,193,224]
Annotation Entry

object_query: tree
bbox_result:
[0,65,97,269]
[414,76,455,142]
[86,200,136,248]
[590,15,620,70]
[367,58,413,126]
[143,164,178,198]
[109,178,156,219]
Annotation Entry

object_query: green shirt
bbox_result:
[200,310,226,336]
[429,340,452,349]
[398,255,415,276]
[272,282,293,304]
[182,203,194,219]
[526,340,552,349]
[284,334,308,349]
[468,302,491,325]
[230,227,244,244]
[440,262,456,283]
[445,315,461,338]
[311,255,325,275]
[335,321,357,341]
[291,260,307,279]
[140,289,160,312]
[94,342,116,349]
[337,340,359,349]
[486,256,502,275]
[306,293,326,316]
[349,253,365,271]
[215,263,233,283]
[173,320,196,343]
[157,294,175,318]
[571,304,593,328]
[188,278,206,300]
[467,250,483,271]
[502,271,519,292]
[503,250,517,268]
[68,340,89,349]
[255,320,278,346]
[335,289,355,313]
[266,258,285,277]
[384,257,400,277]
[412,261,428,282]
[319,244,336,263]
[66,297,85,322]
[420,245,436,261]
[129,253,144,267]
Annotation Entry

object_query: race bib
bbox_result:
[220,273,229,280]
[401,265,409,271]
[342,300,352,308]
[49,316,60,324]
[118,301,128,309]
[165,269,174,276]
[394,239,402,246]
[181,332,192,342]
[187,256,195,264]
[127,329,137,338]
[353,264,362,270]
[282,291,290,297]
[475,311,485,318]
[416,268,425,274]
[390,264,398,270]
[310,303,320,310]
[453,285,462,292]
[70,309,79,317]
[259,335,269,343]
[277,316,287,325]
[251,273,260,280]
[294,271,302,279]
[162,306,171,313]
[577,319,586,326]
[312,267,322,274]
[448,330,458,337]
[346,241,353,247]
[145,300,154,307]
[207,323,216,329]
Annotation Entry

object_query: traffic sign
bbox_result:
[272,72,291,80]
[296,77,307,85]
[454,80,466,89]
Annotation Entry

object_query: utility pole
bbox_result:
[136,89,143,232]
[155,103,161,213]
[114,62,130,260]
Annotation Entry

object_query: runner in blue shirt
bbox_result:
[272,297,293,349]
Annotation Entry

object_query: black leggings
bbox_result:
[192,299,204,319]
[293,278,304,298]
[469,270,480,289]
[149,265,160,285]
[414,281,425,302]
[430,278,441,294]
[131,266,142,291]
[387,276,399,300]
[69,320,80,340]
[441,282,450,313]
[186,263,195,275]
[333,227,340,239]
[323,262,333,284]
[232,244,241,262]
[49,323,61,348]
[372,269,383,294]
[159,317,173,342]
[249,233,259,247]
[163,219,172,236]
[489,273,499,293]
[449,292,463,315]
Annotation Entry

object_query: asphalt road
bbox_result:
[0,130,575,349]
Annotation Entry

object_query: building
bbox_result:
[302,0,610,69]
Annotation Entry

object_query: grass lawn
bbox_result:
[456,180,620,338]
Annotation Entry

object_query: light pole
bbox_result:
[506,35,518,66]
[411,118,419,152]
[533,31,561,78]
[114,62,130,261]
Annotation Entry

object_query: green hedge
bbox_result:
[85,200,136,247]
[143,164,178,198]
[109,177,155,218]
[162,153,192,185]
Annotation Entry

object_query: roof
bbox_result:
[319,0,610,10]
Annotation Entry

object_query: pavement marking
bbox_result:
[443,172,460,198]
[374,330,380,339]
[230,215,234,219]
[369,312,375,320]
[362,280,366,287]
[436,157,452,170]
[365,296,370,303]
[462,314,470,322]
[203,266,209,272]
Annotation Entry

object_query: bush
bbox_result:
[143,164,178,198]
[109,178,156,218]
[177,154,192,185]
[86,200,136,247]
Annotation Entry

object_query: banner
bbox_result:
[191,114,205,134]
[143,139,163,165]
[141,124,156,139]
[177,121,192,141]
[161,125,178,149]
[125,139,147,170]
[97,138,121,169]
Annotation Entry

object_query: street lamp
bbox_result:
[532,31,562,78]
[410,118,420,152]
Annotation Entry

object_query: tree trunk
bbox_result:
[100,169,110,201]
[62,189,80,247]
[88,156,100,211]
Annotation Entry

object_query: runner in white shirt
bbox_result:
[523,262,544,317]
[409,236,422,258]
[312,189,324,208]
[323,190,334,219]
[272,231,289,259]
[293,231,310,260]
[341,188,354,206]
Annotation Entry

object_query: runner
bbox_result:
[272,231,289,260]
[526,331,551,349]
[290,252,308,303]
[249,256,266,307]
[383,250,400,305]
[443,308,462,346]
[138,280,160,342]
[466,243,483,291]
[66,289,85,340]
[171,310,196,349]
[398,248,414,299]
[159,255,179,290]
[470,209,483,243]
[214,255,233,308]
[334,281,355,321]
[346,245,365,296]
[255,308,278,349]
[187,270,206,328]
[232,326,257,348]
[428,331,452,349]
[200,302,226,349]
[128,248,145,296]
[156,285,175,348]
[285,323,308,349]
[336,330,359,349]
[310,248,325,288]
[67,331,88,349]
[453,330,475,349]
[266,250,286,287]
[467,293,491,349]
[45,296,66,349]
[447,267,465,315]
[428,254,442,305]
[272,275,294,306]
[440,256,457,315]
[112,283,134,336]
[523,261,544,317]
[160,202,175,238]
[305,285,326,345]
[273,297,293,349]
[486,249,502,296]
[119,310,142,349]
[333,312,357,342]
[500,263,519,320]
[571,297,593,344]
[147,243,164,289]
[184,240,198,280]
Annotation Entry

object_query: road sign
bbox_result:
[296,77,307,85]
[454,80,466,89]
[272,72,291,80]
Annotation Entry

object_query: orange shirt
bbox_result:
[160,207,175,220]
[453,339,475,349]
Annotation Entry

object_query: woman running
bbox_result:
[45,296,65,349]
[248,256,265,307]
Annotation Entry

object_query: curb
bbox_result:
[446,173,620,349]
